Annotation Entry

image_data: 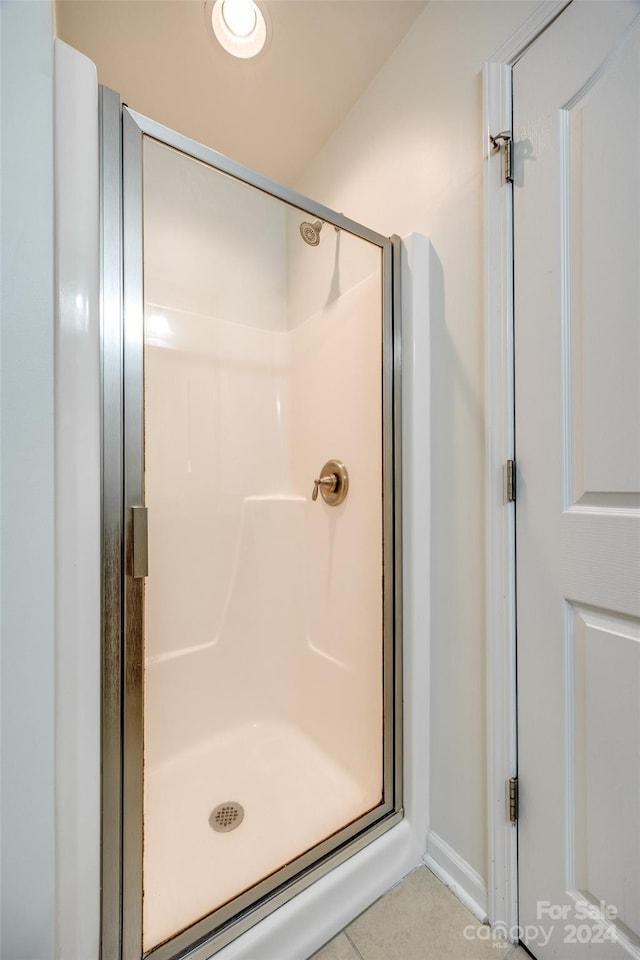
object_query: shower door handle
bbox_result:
[131,505,148,578]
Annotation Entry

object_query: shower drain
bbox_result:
[209,801,245,833]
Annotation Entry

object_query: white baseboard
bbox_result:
[424,831,488,924]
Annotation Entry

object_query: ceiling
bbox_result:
[55,0,427,185]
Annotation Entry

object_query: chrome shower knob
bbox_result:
[312,460,349,506]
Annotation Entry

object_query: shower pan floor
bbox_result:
[143,719,378,952]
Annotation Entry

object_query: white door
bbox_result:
[514,3,640,958]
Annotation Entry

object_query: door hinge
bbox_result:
[490,131,513,185]
[508,777,519,823]
[504,459,516,503]
[131,505,148,579]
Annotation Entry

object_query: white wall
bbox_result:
[1,19,101,957]
[0,3,56,957]
[294,0,536,898]
[53,39,101,960]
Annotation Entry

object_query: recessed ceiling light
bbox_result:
[221,0,256,38]
[210,0,268,59]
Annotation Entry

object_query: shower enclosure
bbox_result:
[101,88,402,960]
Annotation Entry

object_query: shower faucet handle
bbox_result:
[311,460,349,506]
[312,474,338,501]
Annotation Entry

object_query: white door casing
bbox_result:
[483,0,571,935]
[514,3,640,958]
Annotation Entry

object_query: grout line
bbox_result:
[344,930,366,960]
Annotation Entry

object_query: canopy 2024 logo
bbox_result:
[463,899,619,949]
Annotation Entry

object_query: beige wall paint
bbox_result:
[294,0,535,882]
[54,0,426,184]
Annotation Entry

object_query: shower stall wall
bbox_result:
[142,137,387,951]
[101,88,405,960]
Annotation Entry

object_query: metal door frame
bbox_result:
[100,85,403,960]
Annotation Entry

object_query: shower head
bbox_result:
[299,219,323,246]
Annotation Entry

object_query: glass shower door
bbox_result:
[111,101,401,960]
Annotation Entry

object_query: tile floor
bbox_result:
[310,867,530,960]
